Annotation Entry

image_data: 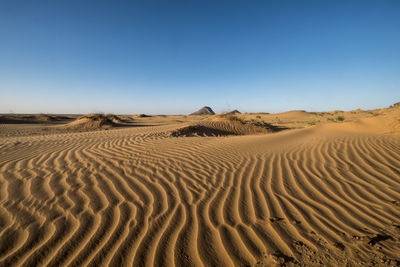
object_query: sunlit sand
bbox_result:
[1,104,400,266]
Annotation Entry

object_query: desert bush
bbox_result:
[336,116,345,121]
[256,115,261,119]
[224,115,246,124]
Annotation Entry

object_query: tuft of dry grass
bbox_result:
[217,114,246,124]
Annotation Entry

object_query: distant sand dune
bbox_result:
[65,113,119,129]
[1,108,400,266]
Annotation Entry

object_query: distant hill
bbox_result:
[225,109,241,114]
[391,101,400,108]
[190,106,215,115]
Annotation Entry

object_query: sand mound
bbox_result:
[275,110,308,116]
[171,115,276,137]
[190,106,215,115]
[105,114,127,124]
[65,113,117,129]
[270,110,313,121]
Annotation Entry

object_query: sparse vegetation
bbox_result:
[308,120,320,126]
[366,111,379,116]
[256,115,261,119]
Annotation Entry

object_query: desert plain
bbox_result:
[0,104,400,266]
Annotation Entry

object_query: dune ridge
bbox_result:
[1,109,400,266]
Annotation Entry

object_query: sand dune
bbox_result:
[1,107,400,266]
[65,114,121,129]
[170,115,277,137]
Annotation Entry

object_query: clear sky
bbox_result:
[1,1,399,114]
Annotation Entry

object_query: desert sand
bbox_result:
[1,105,400,266]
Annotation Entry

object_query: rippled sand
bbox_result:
[1,108,400,266]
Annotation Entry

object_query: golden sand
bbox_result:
[0,107,399,266]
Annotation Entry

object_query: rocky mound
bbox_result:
[65,113,117,129]
[190,106,215,115]
[136,114,151,118]
[225,109,241,115]
[170,115,277,137]
[390,101,400,108]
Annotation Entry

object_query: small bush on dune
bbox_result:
[336,116,345,121]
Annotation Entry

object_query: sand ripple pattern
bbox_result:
[1,128,400,266]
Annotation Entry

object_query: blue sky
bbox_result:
[1,1,399,114]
